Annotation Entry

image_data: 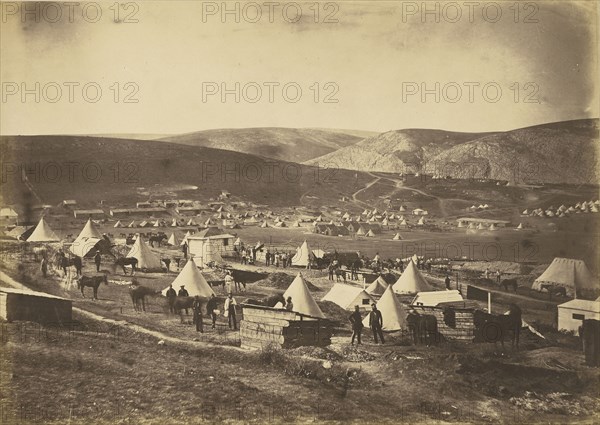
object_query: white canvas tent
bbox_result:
[76,218,102,240]
[126,221,135,228]
[127,236,162,270]
[27,217,59,242]
[114,220,122,228]
[392,260,432,294]
[532,258,596,297]
[366,276,389,296]
[70,236,102,257]
[392,233,402,240]
[322,283,375,311]
[291,240,315,267]
[161,260,215,297]
[362,285,407,331]
[167,233,179,246]
[283,273,325,318]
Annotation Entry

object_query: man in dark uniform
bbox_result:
[349,305,364,345]
[94,250,102,272]
[166,284,177,313]
[192,296,204,333]
[178,285,190,314]
[368,303,385,344]
[445,275,451,290]
[206,294,218,329]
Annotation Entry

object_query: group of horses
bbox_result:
[405,303,523,348]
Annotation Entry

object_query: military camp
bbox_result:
[1,1,599,422]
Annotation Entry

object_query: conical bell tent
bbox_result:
[76,218,102,240]
[127,235,162,270]
[27,217,60,242]
[362,285,407,331]
[392,260,432,294]
[283,273,325,318]
[162,260,215,297]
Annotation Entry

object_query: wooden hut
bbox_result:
[240,304,332,350]
[0,287,72,324]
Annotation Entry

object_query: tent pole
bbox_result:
[487,292,491,313]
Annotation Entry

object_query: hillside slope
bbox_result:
[159,127,366,163]
[0,136,372,209]
[305,120,599,184]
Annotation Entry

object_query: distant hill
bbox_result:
[305,120,599,184]
[159,127,367,163]
[0,136,371,211]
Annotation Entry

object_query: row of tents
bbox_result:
[522,200,600,218]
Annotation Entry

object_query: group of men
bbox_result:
[265,249,292,267]
[484,268,503,283]
[238,245,258,265]
[165,284,239,332]
[348,304,385,345]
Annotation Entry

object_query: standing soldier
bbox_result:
[445,275,451,290]
[178,285,190,315]
[368,303,385,344]
[349,305,363,345]
[225,271,235,294]
[496,269,502,284]
[94,250,102,272]
[206,294,218,329]
[166,284,177,313]
[40,256,48,278]
[192,296,204,333]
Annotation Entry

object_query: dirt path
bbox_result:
[0,270,246,352]
[351,172,381,206]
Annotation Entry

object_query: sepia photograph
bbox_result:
[0,1,599,423]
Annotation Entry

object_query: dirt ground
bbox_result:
[1,240,599,424]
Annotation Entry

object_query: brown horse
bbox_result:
[77,274,108,299]
[500,278,518,293]
[473,304,522,349]
[406,311,438,345]
[149,234,167,248]
[540,283,567,299]
[114,257,138,275]
[243,294,285,308]
[173,296,209,322]
[129,285,161,312]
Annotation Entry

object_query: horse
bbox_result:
[500,278,518,293]
[114,257,138,275]
[243,293,285,308]
[540,284,567,299]
[173,296,209,322]
[335,268,347,282]
[161,258,171,272]
[149,234,167,248]
[129,285,161,312]
[406,311,438,345]
[77,274,108,300]
[54,254,83,276]
[473,304,522,349]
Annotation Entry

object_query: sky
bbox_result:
[1,0,598,135]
